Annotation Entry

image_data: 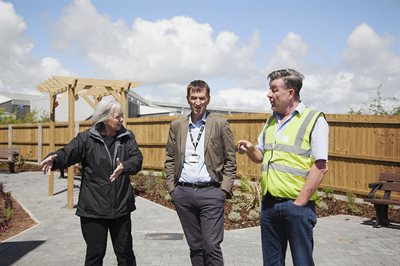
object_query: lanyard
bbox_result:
[189,124,205,152]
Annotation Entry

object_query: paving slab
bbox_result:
[0,172,399,266]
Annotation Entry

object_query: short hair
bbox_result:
[268,69,304,99]
[186,80,210,97]
[91,100,123,126]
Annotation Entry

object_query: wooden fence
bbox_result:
[1,113,399,198]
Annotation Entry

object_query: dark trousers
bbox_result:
[80,214,136,266]
[260,194,316,266]
[172,186,226,266]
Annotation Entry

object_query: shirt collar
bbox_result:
[274,102,305,119]
[189,112,207,128]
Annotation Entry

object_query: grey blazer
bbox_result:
[164,112,237,197]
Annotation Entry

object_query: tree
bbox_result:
[0,108,49,125]
[348,85,400,115]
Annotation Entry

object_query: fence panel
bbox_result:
[1,113,399,197]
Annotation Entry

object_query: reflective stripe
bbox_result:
[262,162,309,177]
[262,116,275,146]
[263,143,311,157]
[294,110,318,147]
[261,164,268,172]
[263,110,318,153]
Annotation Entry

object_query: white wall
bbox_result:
[32,95,97,122]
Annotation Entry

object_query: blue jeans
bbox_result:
[260,194,316,266]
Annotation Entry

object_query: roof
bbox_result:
[127,90,263,114]
[0,91,46,105]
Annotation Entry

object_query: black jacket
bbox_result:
[50,126,143,219]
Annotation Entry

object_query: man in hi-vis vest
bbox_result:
[238,69,329,266]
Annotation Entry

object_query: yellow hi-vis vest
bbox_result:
[261,107,322,200]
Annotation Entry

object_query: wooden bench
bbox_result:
[364,172,400,227]
[0,147,20,173]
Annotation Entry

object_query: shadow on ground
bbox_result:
[361,218,400,230]
[0,240,45,266]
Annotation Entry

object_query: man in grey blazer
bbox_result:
[165,80,237,266]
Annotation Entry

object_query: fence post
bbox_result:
[37,124,42,163]
[8,125,12,147]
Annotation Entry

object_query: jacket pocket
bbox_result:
[83,183,112,215]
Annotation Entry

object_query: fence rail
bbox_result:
[1,113,399,198]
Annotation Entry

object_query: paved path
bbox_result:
[0,172,399,266]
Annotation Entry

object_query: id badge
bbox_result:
[188,154,200,164]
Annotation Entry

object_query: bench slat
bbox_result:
[379,172,400,182]
[380,182,400,193]
[364,198,400,206]
[0,148,20,159]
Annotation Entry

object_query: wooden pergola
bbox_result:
[36,76,140,209]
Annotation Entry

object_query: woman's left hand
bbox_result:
[110,158,124,182]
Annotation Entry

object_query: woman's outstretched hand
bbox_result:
[40,154,57,174]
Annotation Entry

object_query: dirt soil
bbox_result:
[137,185,400,230]
[0,195,36,242]
[1,164,399,241]
[0,163,41,242]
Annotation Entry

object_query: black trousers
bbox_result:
[80,214,136,266]
[172,185,225,266]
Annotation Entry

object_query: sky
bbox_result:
[1,0,399,114]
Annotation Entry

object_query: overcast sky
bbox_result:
[1,0,399,114]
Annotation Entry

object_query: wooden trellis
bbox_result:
[36,76,140,209]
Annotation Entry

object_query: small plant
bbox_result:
[0,184,14,232]
[321,188,335,200]
[130,171,160,195]
[6,206,14,220]
[231,204,242,212]
[346,192,360,214]
[247,209,259,221]
[16,154,26,167]
[238,175,261,210]
[161,191,171,202]
[316,201,329,212]
[228,211,241,223]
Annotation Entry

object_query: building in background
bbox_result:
[1,90,262,122]
[0,91,47,119]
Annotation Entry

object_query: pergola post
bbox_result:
[121,88,128,127]
[67,81,77,209]
[48,94,56,196]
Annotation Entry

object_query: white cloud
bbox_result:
[52,0,260,86]
[211,88,268,111]
[1,0,398,115]
[263,25,399,114]
[266,32,308,71]
[0,0,71,93]
[342,23,397,75]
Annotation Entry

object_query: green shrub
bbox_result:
[346,192,360,214]
[316,201,329,211]
[228,211,241,223]
[6,207,14,220]
[321,188,335,199]
[231,204,242,212]
[247,210,259,221]
[238,175,261,210]
[161,191,171,202]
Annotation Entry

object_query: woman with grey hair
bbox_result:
[41,100,142,266]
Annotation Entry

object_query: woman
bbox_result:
[41,100,142,266]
